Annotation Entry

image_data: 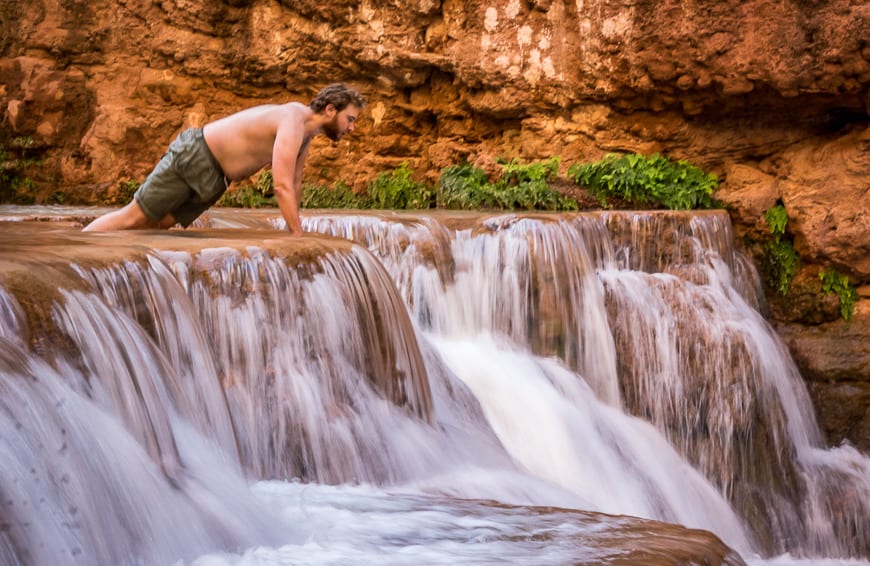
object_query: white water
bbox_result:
[1,208,869,564]
[300,210,870,560]
[428,333,751,546]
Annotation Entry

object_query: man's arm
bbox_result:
[293,143,310,217]
[271,116,305,235]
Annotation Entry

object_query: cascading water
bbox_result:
[0,289,284,565]
[0,206,868,565]
[303,209,870,560]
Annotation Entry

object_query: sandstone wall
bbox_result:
[1,0,868,450]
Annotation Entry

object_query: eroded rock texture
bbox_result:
[1,0,868,450]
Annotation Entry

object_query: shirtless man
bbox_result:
[83,83,365,235]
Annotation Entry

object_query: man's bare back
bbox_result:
[203,102,312,182]
[83,83,365,235]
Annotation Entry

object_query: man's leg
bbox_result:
[83,200,177,231]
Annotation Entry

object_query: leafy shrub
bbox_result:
[764,239,800,296]
[820,269,858,322]
[368,162,434,209]
[498,157,578,211]
[255,169,274,196]
[217,185,276,208]
[567,153,718,210]
[762,204,799,295]
[217,169,276,208]
[437,158,577,211]
[302,181,371,209]
[437,161,491,209]
[764,205,788,237]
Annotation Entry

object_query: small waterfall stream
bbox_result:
[0,207,868,565]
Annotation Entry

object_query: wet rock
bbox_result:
[776,301,870,452]
[1,0,868,451]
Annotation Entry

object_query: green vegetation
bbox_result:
[760,205,856,322]
[0,135,41,204]
[437,161,491,209]
[567,153,718,210]
[438,157,577,211]
[764,204,788,237]
[368,162,434,209]
[765,239,800,296]
[216,170,277,208]
[762,204,799,295]
[115,179,140,204]
[498,157,578,211]
[282,158,577,212]
[301,181,370,209]
[820,268,858,322]
[215,154,719,213]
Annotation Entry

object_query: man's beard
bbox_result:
[323,116,343,141]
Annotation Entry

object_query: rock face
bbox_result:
[1,0,868,450]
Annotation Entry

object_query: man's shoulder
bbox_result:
[268,102,309,124]
[278,101,308,113]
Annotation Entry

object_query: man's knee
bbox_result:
[156,213,178,229]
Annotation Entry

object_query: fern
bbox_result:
[368,162,434,210]
[438,158,577,211]
[764,239,799,295]
[217,169,276,208]
[761,204,798,295]
[567,153,717,210]
[438,161,492,209]
[820,269,858,322]
[764,205,788,237]
[302,181,371,209]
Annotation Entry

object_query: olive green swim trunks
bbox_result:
[134,128,229,227]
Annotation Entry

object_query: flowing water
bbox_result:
[0,205,868,565]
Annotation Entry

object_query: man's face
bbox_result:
[324,104,360,141]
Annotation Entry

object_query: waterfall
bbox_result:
[0,208,868,564]
[0,296,283,565]
[302,209,870,559]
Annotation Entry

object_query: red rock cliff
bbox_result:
[1,0,868,450]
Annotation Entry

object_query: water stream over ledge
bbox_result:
[1,205,868,565]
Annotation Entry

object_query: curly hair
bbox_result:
[310,83,366,113]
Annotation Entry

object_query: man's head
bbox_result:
[311,83,366,141]
[310,83,366,114]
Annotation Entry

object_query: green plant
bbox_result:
[498,157,578,211]
[217,169,276,208]
[116,179,140,203]
[302,181,371,209]
[255,169,274,195]
[437,161,491,209]
[501,156,559,184]
[762,204,799,295]
[567,153,718,210]
[764,205,788,237]
[217,186,276,208]
[368,162,434,210]
[764,239,799,295]
[0,136,40,203]
[437,158,577,211]
[819,269,858,322]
